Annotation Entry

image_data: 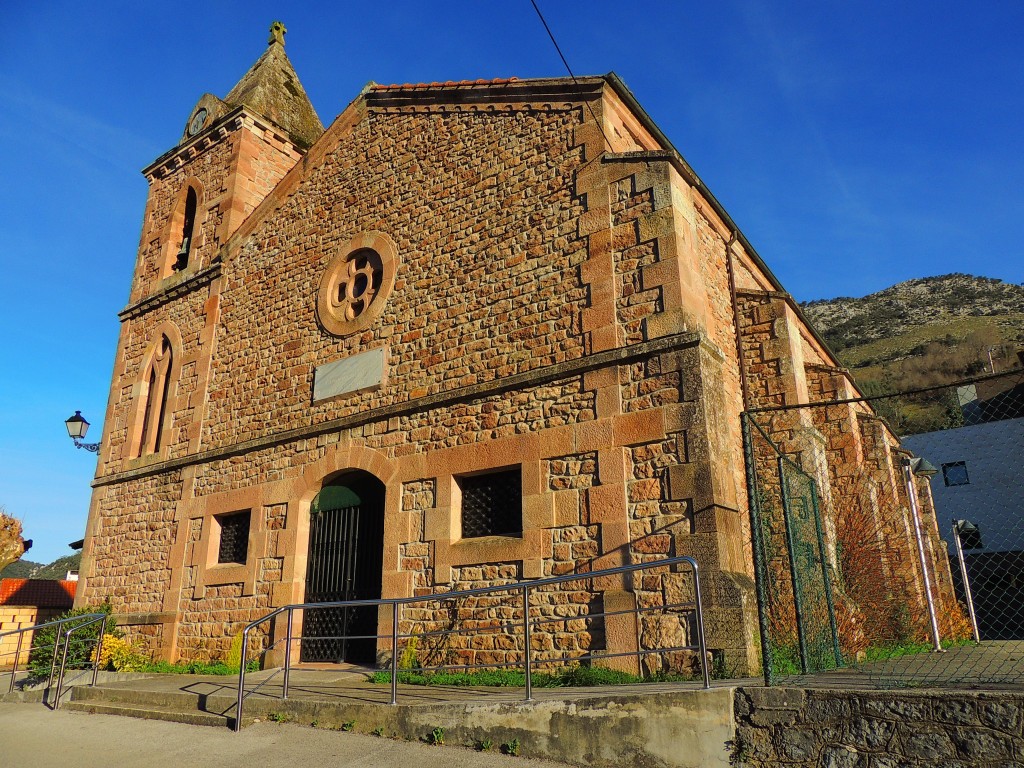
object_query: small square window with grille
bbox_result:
[217,511,250,564]
[942,461,970,487]
[459,468,522,538]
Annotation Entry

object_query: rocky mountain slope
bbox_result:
[801,274,1024,387]
[803,274,1024,352]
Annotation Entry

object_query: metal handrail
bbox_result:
[234,555,709,731]
[52,614,108,710]
[0,612,107,707]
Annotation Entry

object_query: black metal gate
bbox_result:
[301,478,385,664]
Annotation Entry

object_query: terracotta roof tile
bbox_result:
[0,579,76,608]
[372,77,519,92]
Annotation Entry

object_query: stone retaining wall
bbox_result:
[733,687,1024,768]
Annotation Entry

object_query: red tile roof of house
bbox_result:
[0,579,76,608]
[372,77,520,91]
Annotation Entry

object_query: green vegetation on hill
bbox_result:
[0,559,42,578]
[801,274,1024,434]
[0,553,81,581]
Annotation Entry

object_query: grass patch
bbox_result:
[371,665,692,688]
[140,659,259,675]
[861,637,975,663]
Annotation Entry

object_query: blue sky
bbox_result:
[1,1,1022,564]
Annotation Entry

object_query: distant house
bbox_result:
[903,371,1024,639]
[0,579,76,666]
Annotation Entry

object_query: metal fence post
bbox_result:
[742,414,775,686]
[778,457,810,674]
[9,632,23,694]
[903,459,943,652]
[47,626,61,692]
[808,481,843,669]
[391,602,399,706]
[952,524,982,642]
[92,615,108,687]
[283,608,293,700]
[523,584,533,702]
[54,628,72,710]
[234,629,249,732]
[691,561,711,689]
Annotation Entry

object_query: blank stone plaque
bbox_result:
[313,347,386,402]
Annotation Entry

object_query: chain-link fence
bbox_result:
[744,368,1024,688]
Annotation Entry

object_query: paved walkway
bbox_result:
[99,664,729,710]
[0,703,575,768]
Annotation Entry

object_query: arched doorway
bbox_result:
[301,471,385,664]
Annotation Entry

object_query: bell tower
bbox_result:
[95,22,323,474]
[79,24,324,652]
[126,21,324,304]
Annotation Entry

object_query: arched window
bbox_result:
[173,187,198,272]
[137,335,173,457]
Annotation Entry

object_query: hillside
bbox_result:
[802,274,1024,391]
[0,553,80,581]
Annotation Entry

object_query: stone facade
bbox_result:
[77,30,954,675]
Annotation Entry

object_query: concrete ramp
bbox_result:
[61,674,736,768]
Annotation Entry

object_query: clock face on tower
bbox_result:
[187,108,208,137]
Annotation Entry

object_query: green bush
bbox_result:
[27,603,117,678]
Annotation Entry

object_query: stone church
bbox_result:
[77,24,956,675]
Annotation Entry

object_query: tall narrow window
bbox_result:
[173,187,197,271]
[137,336,173,457]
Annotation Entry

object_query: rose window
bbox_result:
[316,232,398,337]
[331,248,383,321]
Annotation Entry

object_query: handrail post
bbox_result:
[235,628,250,732]
[48,625,62,692]
[283,608,293,700]
[9,632,23,693]
[390,602,399,706]
[523,584,533,702]
[54,628,73,710]
[92,616,108,687]
[691,561,711,689]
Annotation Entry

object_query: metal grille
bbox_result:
[460,468,522,538]
[217,512,249,564]
[303,505,360,663]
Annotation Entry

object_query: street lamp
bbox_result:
[903,455,942,651]
[65,411,101,453]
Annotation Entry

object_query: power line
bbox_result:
[529,0,580,85]
[528,0,612,151]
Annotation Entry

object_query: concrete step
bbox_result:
[71,684,235,711]
[64,699,235,729]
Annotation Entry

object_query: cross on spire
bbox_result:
[269,21,286,47]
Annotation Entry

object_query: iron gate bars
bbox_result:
[233,555,710,732]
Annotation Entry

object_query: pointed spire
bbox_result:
[224,22,324,148]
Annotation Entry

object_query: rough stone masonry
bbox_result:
[76,24,958,677]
